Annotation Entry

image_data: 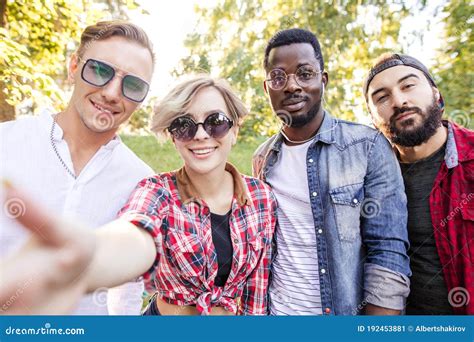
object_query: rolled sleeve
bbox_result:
[364,263,410,310]
[117,177,169,292]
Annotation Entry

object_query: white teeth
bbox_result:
[191,148,216,155]
[93,102,113,114]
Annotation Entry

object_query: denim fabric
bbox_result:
[253,111,411,315]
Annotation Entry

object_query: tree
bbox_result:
[174,0,413,140]
[0,0,141,122]
[434,0,473,129]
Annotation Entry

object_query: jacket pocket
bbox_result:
[329,183,364,242]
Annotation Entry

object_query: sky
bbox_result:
[128,0,219,99]
[128,0,446,104]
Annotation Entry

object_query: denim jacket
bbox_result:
[252,111,411,315]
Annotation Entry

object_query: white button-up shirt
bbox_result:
[0,110,154,315]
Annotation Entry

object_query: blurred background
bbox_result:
[1,0,472,175]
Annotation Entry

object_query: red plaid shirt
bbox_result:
[431,121,474,314]
[118,163,277,315]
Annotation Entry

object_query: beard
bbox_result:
[279,98,322,128]
[384,98,443,147]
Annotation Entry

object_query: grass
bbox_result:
[120,135,267,176]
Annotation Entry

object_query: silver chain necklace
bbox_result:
[280,129,317,144]
[50,115,76,179]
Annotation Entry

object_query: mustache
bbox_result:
[283,94,309,102]
[391,106,422,121]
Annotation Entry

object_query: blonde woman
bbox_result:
[0,75,277,316]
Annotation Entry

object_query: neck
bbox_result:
[184,163,231,201]
[57,105,117,153]
[282,108,324,146]
[396,125,448,163]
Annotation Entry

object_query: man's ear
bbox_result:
[432,87,445,110]
[322,71,329,89]
[68,54,80,84]
[263,80,268,95]
[433,87,440,102]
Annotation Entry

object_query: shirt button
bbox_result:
[321,269,326,274]
[318,229,323,234]
[312,192,318,197]
[308,158,314,163]
[325,307,331,314]
[233,238,239,244]
[203,207,210,215]
[352,198,358,204]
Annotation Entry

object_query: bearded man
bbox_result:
[364,53,474,315]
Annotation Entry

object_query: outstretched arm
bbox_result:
[0,182,156,314]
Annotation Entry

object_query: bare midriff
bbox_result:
[155,296,236,316]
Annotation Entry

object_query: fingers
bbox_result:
[2,180,66,247]
[0,247,85,315]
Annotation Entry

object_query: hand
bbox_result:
[0,182,96,314]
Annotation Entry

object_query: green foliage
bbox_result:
[120,134,266,176]
[174,0,415,139]
[0,0,140,115]
[434,0,473,129]
[125,96,156,133]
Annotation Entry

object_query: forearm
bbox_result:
[84,219,156,293]
[365,303,401,315]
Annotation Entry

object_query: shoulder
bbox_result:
[253,134,279,159]
[450,121,474,144]
[450,121,474,163]
[330,118,392,156]
[137,172,174,191]
[241,174,277,205]
[0,115,49,152]
[130,172,177,206]
[0,115,43,134]
[333,118,381,145]
[114,142,154,175]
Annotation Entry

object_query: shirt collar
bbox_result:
[444,120,459,169]
[270,110,336,152]
[317,111,337,145]
[175,162,250,206]
[38,108,59,138]
[41,109,121,149]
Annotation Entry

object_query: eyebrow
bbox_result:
[90,58,144,79]
[370,73,420,99]
[270,62,317,71]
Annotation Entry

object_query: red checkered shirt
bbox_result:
[431,121,474,314]
[118,163,277,315]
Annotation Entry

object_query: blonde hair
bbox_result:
[77,20,155,67]
[151,75,248,140]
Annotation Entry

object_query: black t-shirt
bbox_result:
[210,210,233,287]
[400,144,453,315]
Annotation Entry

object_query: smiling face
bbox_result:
[264,43,327,131]
[367,65,443,147]
[68,36,153,134]
[172,86,238,176]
